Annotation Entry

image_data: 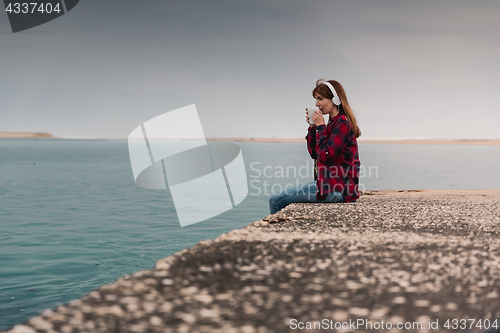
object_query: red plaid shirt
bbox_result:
[305,113,360,202]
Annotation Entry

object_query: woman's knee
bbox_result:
[329,191,345,203]
[269,190,283,204]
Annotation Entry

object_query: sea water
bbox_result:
[1,139,500,329]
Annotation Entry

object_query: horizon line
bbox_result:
[3,133,500,146]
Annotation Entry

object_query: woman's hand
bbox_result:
[312,110,325,126]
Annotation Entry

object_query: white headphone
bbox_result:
[318,80,341,106]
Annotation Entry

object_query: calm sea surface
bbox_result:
[1,139,499,329]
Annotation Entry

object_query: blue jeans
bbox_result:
[268,181,345,214]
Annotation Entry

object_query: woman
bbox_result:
[269,79,361,214]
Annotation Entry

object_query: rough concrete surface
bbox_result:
[5,189,500,333]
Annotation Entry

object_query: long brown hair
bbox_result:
[312,79,361,138]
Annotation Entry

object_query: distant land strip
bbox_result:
[359,139,500,146]
[207,137,500,146]
[0,132,55,138]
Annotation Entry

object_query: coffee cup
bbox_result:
[306,107,318,125]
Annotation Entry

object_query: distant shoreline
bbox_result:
[1,134,498,145]
[358,139,500,146]
[0,132,55,139]
[207,137,500,146]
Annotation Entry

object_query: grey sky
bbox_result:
[1,0,499,139]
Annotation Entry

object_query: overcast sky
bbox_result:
[1,0,499,139]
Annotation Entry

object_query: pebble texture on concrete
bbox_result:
[6,189,500,333]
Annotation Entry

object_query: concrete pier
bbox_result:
[6,190,500,333]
